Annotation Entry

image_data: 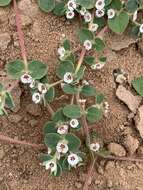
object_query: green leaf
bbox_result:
[38,0,55,12]
[132,76,143,96]
[105,0,112,6]
[93,17,106,28]
[65,133,81,151]
[43,121,57,134]
[126,0,139,12]
[44,87,55,102]
[81,85,96,96]
[96,93,104,104]
[56,61,74,79]
[63,39,70,50]
[63,105,81,119]
[76,0,96,9]
[53,2,66,16]
[108,11,129,34]
[86,106,103,123]
[44,133,61,150]
[93,38,105,52]
[53,108,67,122]
[0,0,11,6]
[28,60,47,79]
[5,92,15,109]
[63,84,78,94]
[53,163,62,177]
[6,60,25,79]
[40,154,53,162]
[110,0,122,10]
[79,28,94,44]
[84,56,96,65]
[62,157,70,170]
[0,83,4,92]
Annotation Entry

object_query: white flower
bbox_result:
[82,80,89,85]
[95,9,105,18]
[139,24,143,33]
[66,10,75,19]
[67,153,80,167]
[56,142,69,154]
[107,9,115,19]
[58,47,65,60]
[57,124,69,135]
[84,12,92,23]
[89,143,100,152]
[90,23,99,32]
[64,72,73,84]
[67,0,77,11]
[70,119,79,128]
[84,40,92,51]
[91,62,105,70]
[133,10,138,22]
[95,0,105,10]
[29,80,36,88]
[47,147,52,154]
[38,83,47,94]
[80,7,87,16]
[104,101,109,110]
[32,92,41,104]
[43,160,57,173]
[20,73,32,84]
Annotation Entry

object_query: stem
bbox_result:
[47,80,63,88]
[47,103,55,116]
[13,0,28,71]
[83,158,96,190]
[0,133,45,150]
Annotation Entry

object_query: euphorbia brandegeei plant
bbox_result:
[1,0,143,186]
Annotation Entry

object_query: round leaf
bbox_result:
[81,85,96,96]
[6,60,25,79]
[38,0,55,12]
[63,105,81,119]
[76,0,96,9]
[63,84,78,94]
[108,11,129,34]
[132,76,143,97]
[44,133,61,150]
[44,87,55,102]
[0,0,11,6]
[53,2,66,16]
[43,121,57,134]
[28,60,47,79]
[86,106,103,123]
[65,133,81,151]
[56,61,74,79]
[79,28,94,44]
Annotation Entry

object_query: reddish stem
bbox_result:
[13,0,27,67]
[0,133,45,150]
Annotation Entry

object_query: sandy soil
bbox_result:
[0,1,143,190]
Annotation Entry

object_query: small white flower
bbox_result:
[56,142,69,154]
[47,147,52,154]
[104,101,109,110]
[80,7,87,16]
[43,160,57,173]
[139,24,143,33]
[90,23,99,32]
[70,119,79,128]
[66,10,75,19]
[84,40,92,51]
[67,0,77,11]
[57,124,69,135]
[89,143,100,152]
[84,11,92,23]
[91,62,105,70]
[95,0,105,10]
[107,9,115,19]
[95,9,105,18]
[64,72,73,84]
[32,92,41,104]
[20,73,32,84]
[133,10,138,22]
[67,153,80,167]
[29,80,36,88]
[78,99,86,104]
[82,80,89,85]
[58,47,65,59]
[38,83,47,94]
